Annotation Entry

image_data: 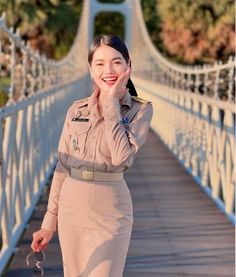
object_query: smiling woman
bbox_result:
[31,35,153,277]
[90,46,128,90]
[88,35,137,98]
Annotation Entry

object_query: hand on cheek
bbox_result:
[108,67,131,100]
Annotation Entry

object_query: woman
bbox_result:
[31,35,153,277]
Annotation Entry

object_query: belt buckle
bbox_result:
[82,170,94,181]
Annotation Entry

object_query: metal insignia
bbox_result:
[72,138,78,150]
[76,110,82,118]
[82,110,89,117]
[122,117,129,124]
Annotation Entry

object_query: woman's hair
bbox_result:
[88,35,138,96]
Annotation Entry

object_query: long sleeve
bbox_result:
[103,97,153,167]
[41,109,70,232]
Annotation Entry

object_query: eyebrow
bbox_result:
[94,57,122,62]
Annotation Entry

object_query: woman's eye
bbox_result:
[114,61,121,64]
[96,63,103,66]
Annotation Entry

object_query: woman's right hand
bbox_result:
[108,66,131,100]
[31,228,54,252]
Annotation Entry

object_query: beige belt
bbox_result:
[70,167,123,182]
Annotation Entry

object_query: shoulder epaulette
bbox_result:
[73,97,89,107]
[131,96,151,104]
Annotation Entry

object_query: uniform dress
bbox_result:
[41,89,153,277]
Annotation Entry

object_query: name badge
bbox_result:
[72,117,89,122]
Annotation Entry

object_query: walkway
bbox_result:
[4,130,234,277]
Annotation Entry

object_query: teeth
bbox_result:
[103,77,117,82]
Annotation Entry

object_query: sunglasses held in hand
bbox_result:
[26,250,45,277]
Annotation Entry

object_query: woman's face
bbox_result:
[89,45,129,93]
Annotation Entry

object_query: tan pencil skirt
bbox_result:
[57,175,133,277]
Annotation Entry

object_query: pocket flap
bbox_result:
[70,122,92,135]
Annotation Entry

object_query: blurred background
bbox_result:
[0,1,235,276]
[0,0,234,61]
[0,0,235,106]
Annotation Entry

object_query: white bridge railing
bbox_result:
[0,2,91,273]
[134,77,235,224]
[130,1,235,103]
[130,0,235,224]
[0,0,235,274]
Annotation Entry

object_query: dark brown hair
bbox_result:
[88,35,138,96]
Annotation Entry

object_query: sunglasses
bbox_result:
[26,250,45,277]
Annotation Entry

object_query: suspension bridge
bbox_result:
[0,0,235,276]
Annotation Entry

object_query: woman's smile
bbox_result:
[90,45,128,93]
[32,35,153,277]
[102,76,118,86]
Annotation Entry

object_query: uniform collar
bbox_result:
[120,90,132,108]
[88,89,100,111]
[88,89,132,110]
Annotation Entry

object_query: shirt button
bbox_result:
[92,135,96,139]
[89,154,93,158]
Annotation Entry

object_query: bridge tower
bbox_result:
[86,0,133,48]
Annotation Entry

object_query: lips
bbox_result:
[102,77,118,85]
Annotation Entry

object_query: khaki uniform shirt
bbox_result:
[41,89,153,231]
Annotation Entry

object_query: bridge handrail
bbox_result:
[0,1,90,274]
[131,0,235,102]
[134,76,235,225]
[0,0,235,274]
[0,7,88,106]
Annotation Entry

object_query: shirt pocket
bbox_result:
[70,122,92,156]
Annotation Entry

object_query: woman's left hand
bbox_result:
[108,66,131,100]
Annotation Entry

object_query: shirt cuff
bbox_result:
[103,97,122,122]
[41,212,57,232]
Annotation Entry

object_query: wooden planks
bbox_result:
[4,130,234,277]
[124,130,234,277]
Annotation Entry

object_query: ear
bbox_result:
[128,59,131,68]
[127,59,132,74]
[88,64,93,78]
[89,69,94,79]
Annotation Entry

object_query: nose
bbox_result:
[104,63,113,74]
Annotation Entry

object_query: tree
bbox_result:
[156,0,235,64]
[94,12,125,39]
[0,0,83,59]
[141,0,163,52]
[97,0,124,2]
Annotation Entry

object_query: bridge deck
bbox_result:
[4,130,234,277]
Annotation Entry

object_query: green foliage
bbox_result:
[0,89,9,107]
[94,12,124,39]
[0,0,234,64]
[155,0,235,64]
[0,0,83,60]
[140,0,164,52]
[0,77,10,106]
[97,0,124,3]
